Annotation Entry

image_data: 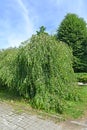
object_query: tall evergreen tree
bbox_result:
[57,13,87,72]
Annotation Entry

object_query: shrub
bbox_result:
[14,34,78,113]
[76,73,87,83]
[0,48,18,90]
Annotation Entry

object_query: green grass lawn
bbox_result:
[0,85,87,120]
[64,85,87,119]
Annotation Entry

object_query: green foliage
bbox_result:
[57,13,87,72]
[57,13,87,46]
[64,85,87,119]
[76,73,87,83]
[79,76,87,83]
[13,33,78,113]
[0,33,79,114]
[36,26,48,35]
[0,48,18,90]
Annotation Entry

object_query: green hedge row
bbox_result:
[76,73,87,83]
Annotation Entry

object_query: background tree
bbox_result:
[57,13,87,72]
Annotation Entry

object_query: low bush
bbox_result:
[0,48,18,91]
[76,73,87,83]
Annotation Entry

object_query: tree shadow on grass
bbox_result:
[0,87,21,101]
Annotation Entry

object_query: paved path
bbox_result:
[0,101,87,130]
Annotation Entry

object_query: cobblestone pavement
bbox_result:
[0,101,87,130]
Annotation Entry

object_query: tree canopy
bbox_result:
[57,13,87,72]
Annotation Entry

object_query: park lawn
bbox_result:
[64,85,87,119]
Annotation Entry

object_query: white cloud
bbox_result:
[50,0,64,6]
[3,0,35,48]
[16,0,34,36]
[0,0,87,49]
[7,34,22,47]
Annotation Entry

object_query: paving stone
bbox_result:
[0,101,87,130]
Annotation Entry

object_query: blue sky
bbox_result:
[0,0,87,49]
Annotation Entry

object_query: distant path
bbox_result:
[78,82,87,86]
[0,101,87,130]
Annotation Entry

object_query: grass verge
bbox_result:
[0,88,64,122]
[0,85,87,120]
[64,85,87,119]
